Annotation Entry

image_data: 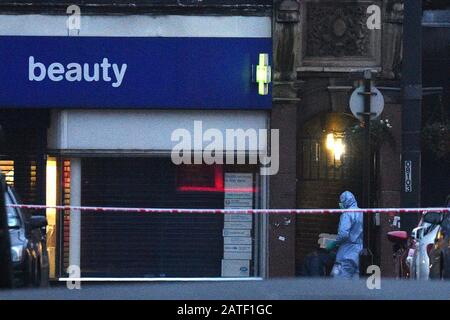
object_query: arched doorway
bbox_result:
[295,112,363,274]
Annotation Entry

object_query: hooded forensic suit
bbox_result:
[331,191,364,279]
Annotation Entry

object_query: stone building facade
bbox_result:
[2,0,446,279]
[270,0,405,277]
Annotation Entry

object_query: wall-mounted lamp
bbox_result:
[325,132,346,161]
[254,53,272,96]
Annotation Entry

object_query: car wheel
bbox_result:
[33,260,42,287]
[23,256,34,287]
[443,255,450,280]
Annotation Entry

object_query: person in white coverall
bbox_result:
[326,191,363,279]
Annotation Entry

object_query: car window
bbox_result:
[5,192,21,228]
[442,213,450,235]
[8,188,30,223]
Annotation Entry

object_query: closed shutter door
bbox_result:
[80,157,224,277]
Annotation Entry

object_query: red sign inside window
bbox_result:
[176,164,224,192]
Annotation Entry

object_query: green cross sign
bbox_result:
[256,53,271,95]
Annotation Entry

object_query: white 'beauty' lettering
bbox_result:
[28,56,127,88]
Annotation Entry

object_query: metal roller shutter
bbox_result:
[80,157,224,277]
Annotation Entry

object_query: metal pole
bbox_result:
[363,70,372,210]
[359,70,374,275]
[401,0,423,233]
[69,158,81,271]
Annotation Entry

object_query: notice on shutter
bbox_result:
[222,173,253,277]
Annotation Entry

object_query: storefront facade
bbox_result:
[48,110,270,278]
[0,3,272,279]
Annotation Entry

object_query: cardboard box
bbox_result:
[318,233,337,248]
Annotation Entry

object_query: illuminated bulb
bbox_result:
[326,133,335,150]
[334,138,345,161]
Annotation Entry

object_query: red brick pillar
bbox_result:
[268,103,297,278]
[377,104,402,277]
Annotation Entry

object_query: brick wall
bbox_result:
[269,103,297,278]
[376,104,402,277]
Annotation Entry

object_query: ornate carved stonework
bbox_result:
[305,3,370,58]
[297,0,382,71]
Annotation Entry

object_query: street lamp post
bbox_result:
[401,0,423,233]
[359,70,375,275]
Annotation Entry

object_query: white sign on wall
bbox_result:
[224,245,252,253]
[223,229,251,237]
[224,221,253,229]
[405,160,412,193]
[224,214,253,222]
[224,198,254,208]
[224,237,252,245]
[222,172,254,277]
[224,173,254,209]
[221,260,250,277]
[224,252,253,260]
[349,85,385,121]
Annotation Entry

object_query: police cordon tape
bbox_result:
[5,204,450,214]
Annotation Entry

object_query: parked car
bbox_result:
[6,186,49,287]
[428,211,450,280]
[0,173,13,288]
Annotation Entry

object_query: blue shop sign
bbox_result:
[0,36,271,109]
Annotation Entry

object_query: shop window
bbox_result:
[176,164,224,193]
[46,157,58,279]
[0,160,14,185]
[62,160,71,274]
[30,162,37,188]
[0,158,39,203]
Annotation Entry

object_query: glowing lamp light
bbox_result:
[256,53,271,95]
[325,133,345,162]
[326,133,335,150]
[333,138,345,161]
